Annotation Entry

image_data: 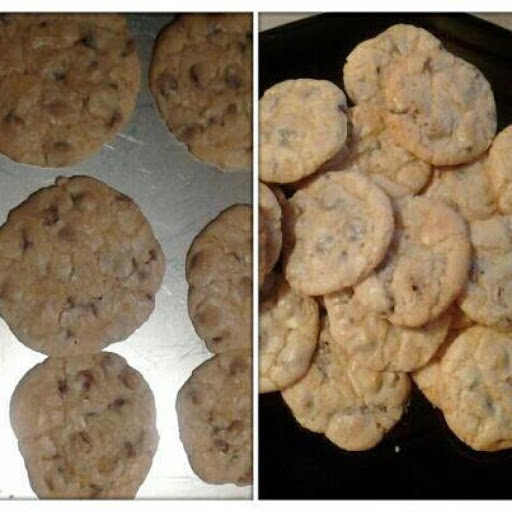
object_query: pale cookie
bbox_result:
[384,48,497,166]
[325,288,451,372]
[10,352,158,498]
[259,182,282,282]
[283,171,394,296]
[282,318,411,451]
[176,351,252,485]
[259,79,348,184]
[0,14,141,167]
[186,204,252,353]
[354,196,470,327]
[343,23,442,104]
[0,176,165,356]
[149,14,252,171]
[487,125,512,214]
[439,326,512,451]
[424,155,497,222]
[458,215,512,331]
[259,276,319,393]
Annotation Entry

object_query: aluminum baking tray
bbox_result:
[0,13,252,500]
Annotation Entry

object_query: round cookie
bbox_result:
[282,318,411,451]
[439,326,512,451]
[259,79,348,184]
[343,23,442,104]
[354,196,470,327]
[487,125,512,214]
[259,275,319,393]
[325,288,451,372]
[0,176,165,356]
[383,48,497,166]
[283,171,394,296]
[259,182,282,282]
[186,204,252,353]
[176,351,252,485]
[10,352,159,498]
[458,215,512,330]
[149,14,252,171]
[0,14,141,167]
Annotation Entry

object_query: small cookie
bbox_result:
[259,182,282,282]
[487,125,512,214]
[384,48,497,166]
[149,14,252,171]
[0,14,141,167]
[259,79,348,183]
[10,352,158,498]
[176,351,252,485]
[354,196,470,327]
[343,24,442,104]
[186,204,252,353]
[282,319,411,451]
[0,176,165,356]
[259,276,319,393]
[439,326,512,451]
[458,215,512,330]
[325,289,451,372]
[283,171,394,296]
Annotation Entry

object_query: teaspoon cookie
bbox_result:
[259,182,282,283]
[487,125,512,214]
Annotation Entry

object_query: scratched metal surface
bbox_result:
[0,13,252,500]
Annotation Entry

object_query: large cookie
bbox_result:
[149,14,252,171]
[259,275,319,393]
[487,125,512,214]
[10,352,158,498]
[259,79,348,183]
[354,196,470,327]
[0,14,140,167]
[186,204,252,353]
[0,176,165,356]
[176,351,252,485]
[282,319,411,451]
[283,171,394,296]
[384,48,497,166]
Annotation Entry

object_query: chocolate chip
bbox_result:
[78,370,95,391]
[52,70,66,81]
[146,249,156,263]
[189,65,200,85]
[21,230,33,252]
[412,285,419,292]
[157,72,178,97]
[211,336,223,344]
[57,379,68,396]
[121,38,135,57]
[42,205,59,226]
[66,296,76,308]
[213,438,230,453]
[124,441,135,458]
[108,397,126,410]
[225,66,242,89]
[53,141,71,151]
[106,111,122,129]
[89,302,98,317]
[39,21,48,28]
[79,33,96,49]
[4,110,22,124]
[109,82,119,90]
[89,484,102,498]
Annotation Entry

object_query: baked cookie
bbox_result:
[259,275,319,393]
[176,351,252,485]
[186,204,252,353]
[354,196,470,327]
[0,176,165,356]
[458,215,512,331]
[384,48,497,166]
[0,14,140,167]
[282,318,410,451]
[343,24,442,104]
[283,171,394,296]
[10,352,158,498]
[325,289,451,372]
[487,125,512,214]
[439,326,512,451]
[259,79,348,183]
[149,14,252,171]
[259,182,282,284]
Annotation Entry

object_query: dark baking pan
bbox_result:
[258,13,512,499]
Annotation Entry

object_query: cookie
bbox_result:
[487,125,512,214]
[354,196,470,327]
[259,275,319,393]
[343,24,442,104]
[0,14,140,167]
[186,204,252,353]
[458,215,512,330]
[149,14,252,171]
[283,171,394,296]
[325,288,451,372]
[10,352,158,498]
[259,79,348,183]
[0,176,165,356]
[384,48,497,166]
[282,318,411,451]
[439,326,512,451]
[259,182,282,284]
[176,351,252,485]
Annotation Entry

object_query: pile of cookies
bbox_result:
[259,23,512,453]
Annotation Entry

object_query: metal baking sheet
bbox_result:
[259,13,512,499]
[0,13,252,499]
